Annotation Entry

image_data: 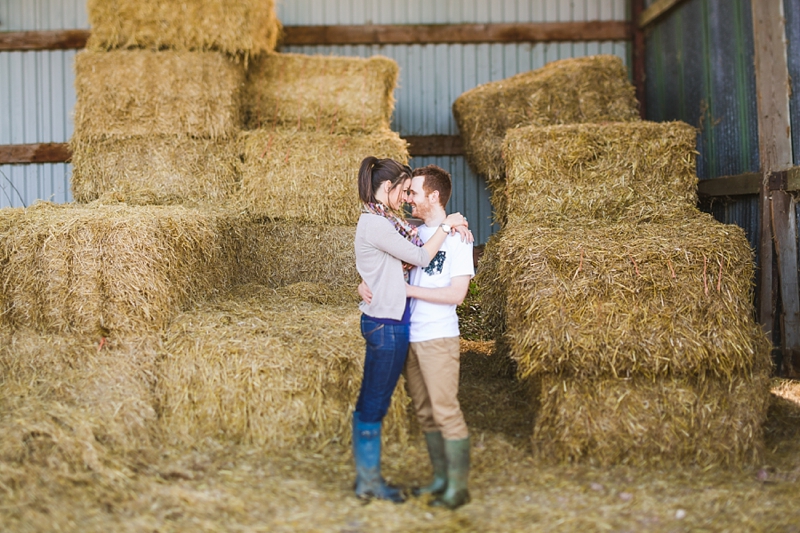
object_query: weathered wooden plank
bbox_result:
[0,30,89,51]
[752,0,793,347]
[0,143,72,164]
[404,135,463,157]
[282,22,632,45]
[0,22,632,52]
[771,191,800,377]
[697,173,761,196]
[0,137,461,164]
[639,0,691,29]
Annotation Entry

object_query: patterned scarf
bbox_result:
[363,202,423,280]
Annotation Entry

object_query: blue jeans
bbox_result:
[355,315,410,423]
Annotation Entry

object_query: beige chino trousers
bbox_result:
[404,336,469,440]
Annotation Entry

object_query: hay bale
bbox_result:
[533,365,772,468]
[244,53,399,134]
[452,55,640,180]
[235,221,360,289]
[238,129,409,225]
[496,215,768,380]
[74,50,244,140]
[474,232,506,342]
[0,202,248,336]
[0,330,159,476]
[156,285,412,450]
[503,121,699,226]
[86,0,280,57]
[70,135,241,205]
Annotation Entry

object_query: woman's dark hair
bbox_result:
[358,156,412,204]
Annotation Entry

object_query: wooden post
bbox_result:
[771,189,800,375]
[752,0,795,372]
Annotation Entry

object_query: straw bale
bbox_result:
[70,135,241,205]
[156,285,412,450]
[238,129,409,225]
[474,232,507,341]
[496,215,768,380]
[533,365,772,467]
[503,121,699,226]
[73,50,244,140]
[244,53,399,134]
[86,0,280,57]
[0,329,159,476]
[452,55,640,180]
[235,221,360,289]
[0,202,248,336]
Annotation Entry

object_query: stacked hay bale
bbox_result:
[71,0,281,205]
[0,329,160,479]
[0,1,414,457]
[238,52,408,225]
[174,51,414,444]
[452,55,640,226]
[156,285,411,450]
[459,59,771,467]
[0,202,247,336]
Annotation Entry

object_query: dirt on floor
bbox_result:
[1,341,799,533]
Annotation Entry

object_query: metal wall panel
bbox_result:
[278,0,629,243]
[0,0,88,207]
[644,0,761,257]
[786,0,800,167]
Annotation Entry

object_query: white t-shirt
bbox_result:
[409,224,475,343]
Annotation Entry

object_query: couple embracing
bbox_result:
[352,157,473,510]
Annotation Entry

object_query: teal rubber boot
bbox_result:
[412,431,448,497]
[430,437,470,509]
[352,412,405,503]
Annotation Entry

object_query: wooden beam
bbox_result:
[0,22,631,53]
[404,136,463,157]
[0,137,462,164]
[281,21,632,46]
[697,173,761,196]
[752,0,793,342]
[771,191,800,377]
[0,143,72,164]
[0,30,89,52]
[639,0,691,29]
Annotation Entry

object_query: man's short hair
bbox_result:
[412,164,452,208]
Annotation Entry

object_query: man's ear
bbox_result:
[430,189,440,204]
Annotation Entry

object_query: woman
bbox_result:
[353,156,468,503]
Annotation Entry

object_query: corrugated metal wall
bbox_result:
[278,0,629,243]
[644,0,761,254]
[786,0,800,168]
[1,0,630,244]
[0,0,88,208]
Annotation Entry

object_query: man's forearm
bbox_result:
[406,276,470,306]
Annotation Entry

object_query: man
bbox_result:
[359,164,474,509]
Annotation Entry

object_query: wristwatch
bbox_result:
[440,223,451,234]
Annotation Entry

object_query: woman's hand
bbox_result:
[358,279,373,304]
[443,212,473,242]
[444,212,467,228]
[453,225,475,243]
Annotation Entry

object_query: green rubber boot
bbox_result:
[430,437,470,510]
[412,431,448,497]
